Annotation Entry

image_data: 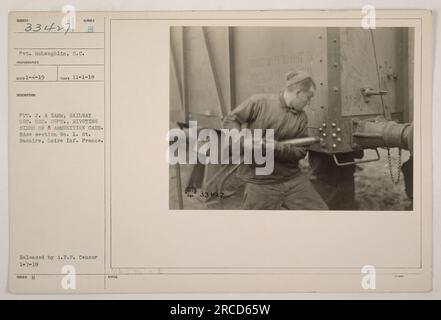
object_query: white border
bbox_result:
[0,0,439,299]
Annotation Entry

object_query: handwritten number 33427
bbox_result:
[24,22,72,34]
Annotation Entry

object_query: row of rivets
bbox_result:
[319,123,342,148]
[327,36,339,149]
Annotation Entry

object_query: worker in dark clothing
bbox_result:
[308,151,364,210]
[222,70,328,210]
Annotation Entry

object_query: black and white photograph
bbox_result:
[169,26,414,211]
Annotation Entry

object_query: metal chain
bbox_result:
[387,147,402,184]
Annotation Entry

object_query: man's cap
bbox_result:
[285,70,312,88]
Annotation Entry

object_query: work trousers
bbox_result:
[242,172,328,210]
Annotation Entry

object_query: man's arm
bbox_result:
[222,96,265,161]
[273,113,308,162]
[222,95,261,130]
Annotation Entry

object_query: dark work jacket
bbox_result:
[222,92,308,184]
